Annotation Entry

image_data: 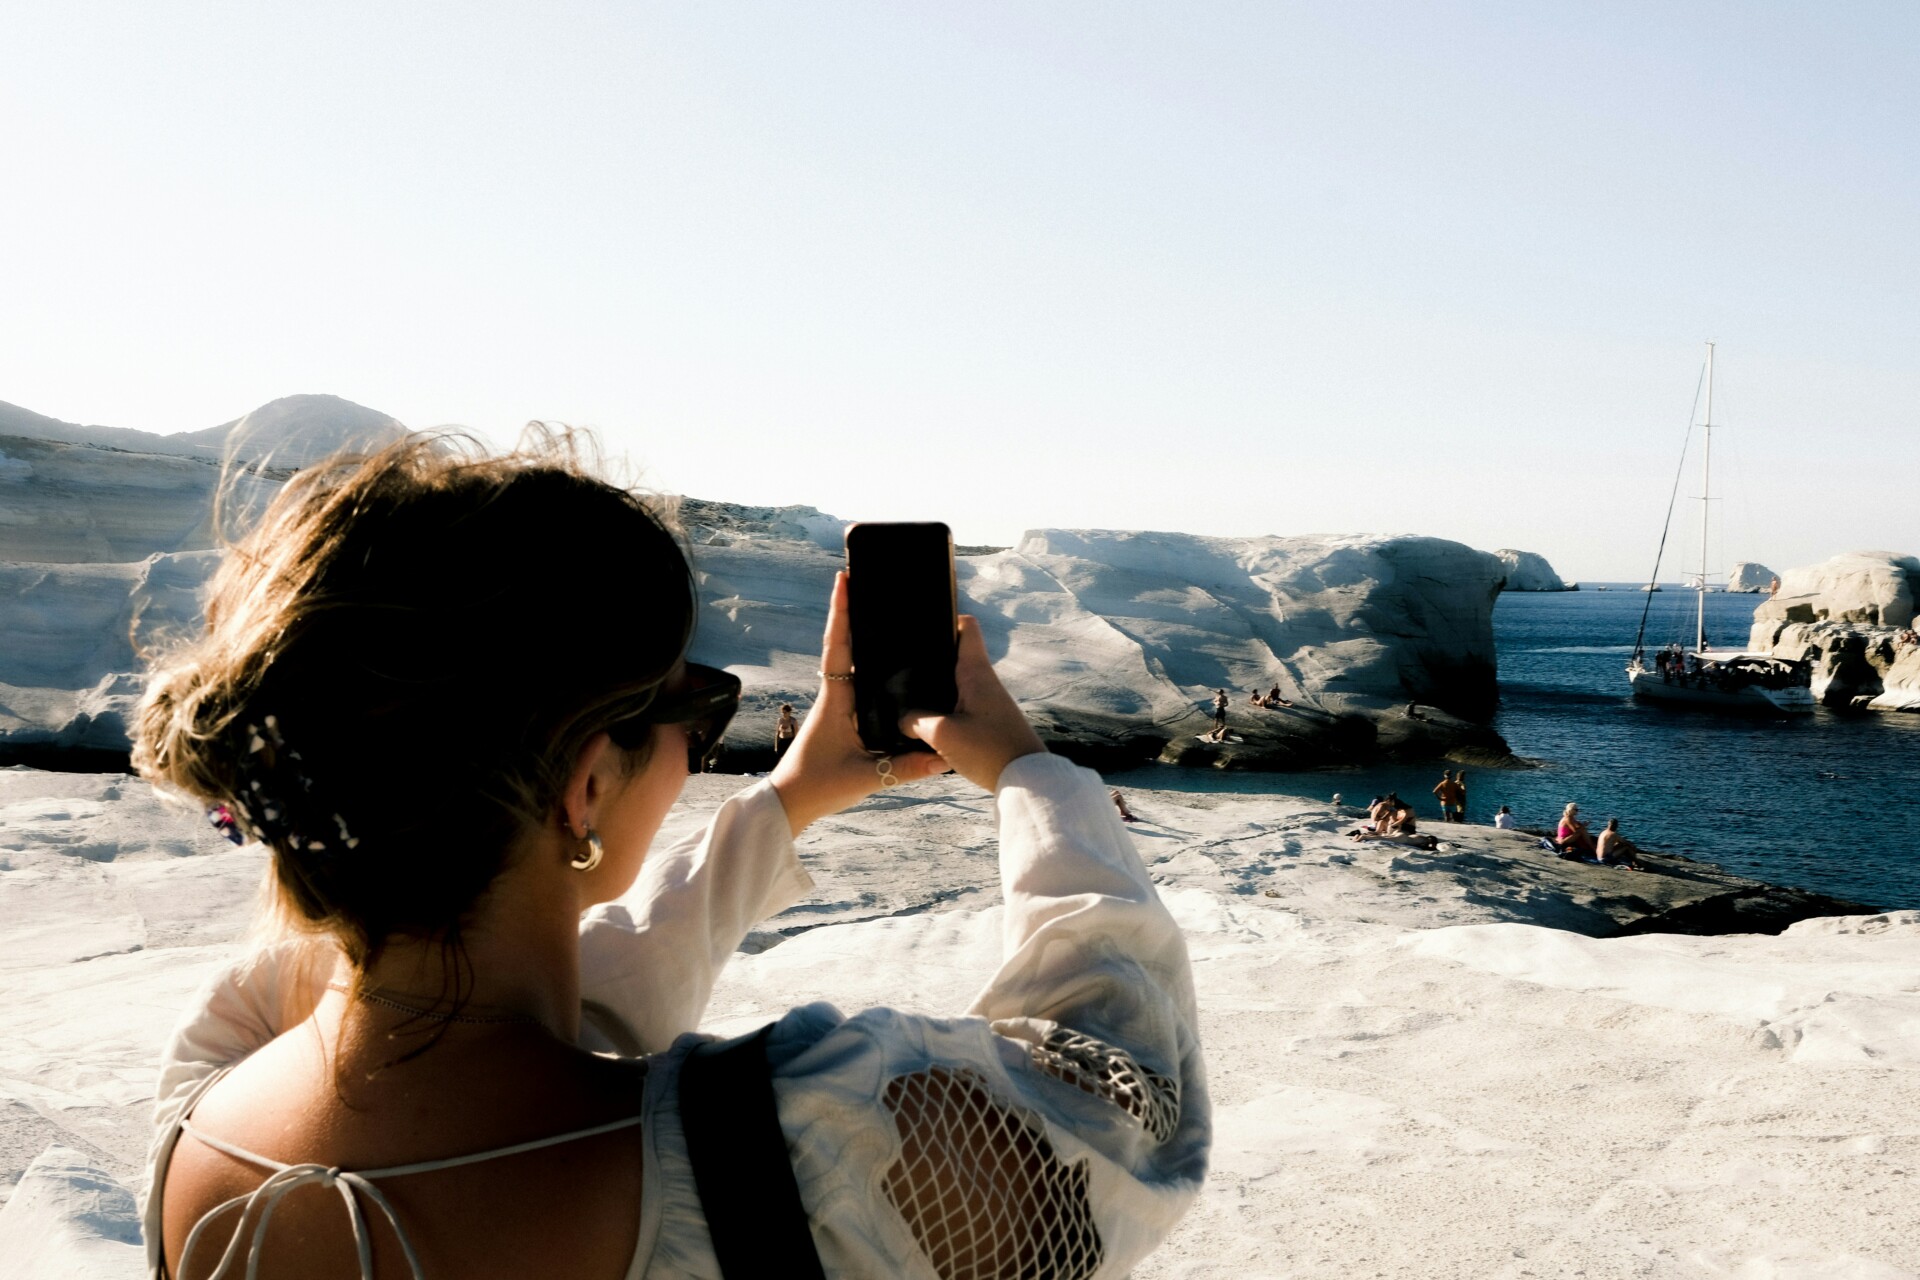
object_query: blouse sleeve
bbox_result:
[577,778,814,1055]
[755,752,1209,1280]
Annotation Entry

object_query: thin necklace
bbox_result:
[326,982,544,1027]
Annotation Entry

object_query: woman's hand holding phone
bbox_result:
[770,574,1046,836]
[897,615,1045,793]
[770,573,949,835]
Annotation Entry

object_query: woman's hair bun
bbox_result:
[133,427,695,965]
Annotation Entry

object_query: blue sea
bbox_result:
[1115,588,1920,910]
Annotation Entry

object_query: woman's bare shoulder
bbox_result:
[162,1025,652,1279]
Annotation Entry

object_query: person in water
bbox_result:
[1431,770,1465,823]
[134,434,1207,1279]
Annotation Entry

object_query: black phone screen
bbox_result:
[845,522,958,754]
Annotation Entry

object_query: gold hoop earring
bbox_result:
[569,828,604,873]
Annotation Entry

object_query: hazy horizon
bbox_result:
[5,3,1915,581]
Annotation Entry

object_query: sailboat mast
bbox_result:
[1697,341,1714,653]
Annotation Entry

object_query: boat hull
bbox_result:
[1627,670,1816,714]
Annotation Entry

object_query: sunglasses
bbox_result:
[608,662,742,773]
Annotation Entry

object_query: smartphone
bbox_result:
[844,522,959,754]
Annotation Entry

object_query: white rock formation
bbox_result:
[1490,548,1571,591]
[0,552,219,753]
[0,437,276,564]
[1754,551,1920,629]
[2,769,1915,1276]
[0,394,404,468]
[1748,552,1920,710]
[687,509,1507,761]
[1726,560,1776,593]
[1,398,1508,765]
[0,396,400,565]
[0,397,403,755]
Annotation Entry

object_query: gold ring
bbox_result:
[818,671,855,682]
[875,755,900,787]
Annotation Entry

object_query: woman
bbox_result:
[772,702,799,762]
[1558,803,1597,857]
[136,437,1206,1278]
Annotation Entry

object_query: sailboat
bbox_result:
[1625,344,1815,714]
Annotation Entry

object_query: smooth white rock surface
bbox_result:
[1490,547,1571,591]
[1753,551,1920,630]
[2,768,1917,1277]
[1747,552,1920,710]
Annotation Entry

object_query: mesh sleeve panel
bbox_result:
[1026,1028,1181,1145]
[881,1067,1104,1280]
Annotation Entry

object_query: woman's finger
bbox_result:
[819,572,855,708]
[892,750,950,781]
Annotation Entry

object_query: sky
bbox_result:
[3,2,1916,581]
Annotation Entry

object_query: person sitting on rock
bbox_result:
[1264,683,1292,708]
[1595,818,1644,870]
[1358,795,1390,833]
[1557,803,1597,857]
[1348,794,1394,839]
[1348,798,1437,849]
[1248,687,1266,707]
[1493,804,1516,830]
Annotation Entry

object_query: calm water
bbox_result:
[1115,588,1920,909]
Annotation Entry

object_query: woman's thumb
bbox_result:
[899,709,946,745]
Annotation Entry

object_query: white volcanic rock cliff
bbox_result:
[687,505,1507,767]
[0,397,400,757]
[1748,551,1920,710]
[0,460,1510,766]
[1726,561,1776,593]
[0,396,400,565]
[1490,548,1571,591]
[0,395,403,469]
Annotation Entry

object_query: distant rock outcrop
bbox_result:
[1748,552,1920,710]
[1726,561,1776,593]
[1491,548,1573,592]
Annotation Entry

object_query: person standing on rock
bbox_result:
[773,702,799,763]
[1432,770,1465,823]
[1209,689,1229,741]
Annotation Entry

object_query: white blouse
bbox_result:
[143,753,1209,1278]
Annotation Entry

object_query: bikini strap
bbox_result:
[174,1110,646,1280]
